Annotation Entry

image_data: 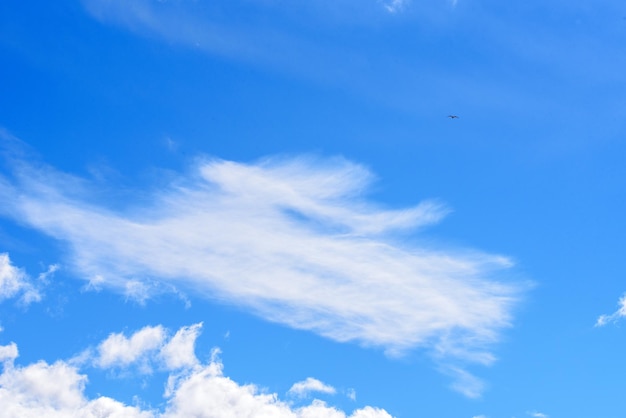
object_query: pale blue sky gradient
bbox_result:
[1,1,626,417]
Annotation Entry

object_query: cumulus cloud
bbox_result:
[87,323,202,373]
[596,294,626,326]
[0,253,26,301]
[159,323,203,370]
[0,326,394,418]
[0,253,55,305]
[288,377,337,398]
[162,360,389,418]
[0,343,18,365]
[0,356,152,418]
[527,412,548,418]
[95,325,166,370]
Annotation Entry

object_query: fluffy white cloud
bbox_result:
[0,327,394,418]
[595,294,626,326]
[0,153,523,396]
[0,358,152,418]
[159,323,202,370]
[0,253,27,301]
[528,412,548,418]
[90,324,202,373]
[0,342,18,364]
[96,325,166,370]
[0,253,54,305]
[288,377,337,398]
[162,353,393,418]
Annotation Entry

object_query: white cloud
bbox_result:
[288,377,337,398]
[0,343,18,365]
[444,366,485,399]
[346,388,356,401]
[78,0,432,105]
[0,331,394,418]
[0,153,523,394]
[0,253,54,305]
[162,352,393,418]
[596,294,626,326]
[382,0,409,14]
[0,253,25,301]
[0,358,153,418]
[96,325,166,370]
[90,323,202,373]
[159,323,202,370]
[527,412,548,418]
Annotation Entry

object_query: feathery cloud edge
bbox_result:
[0,135,526,396]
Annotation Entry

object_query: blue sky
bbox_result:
[1,0,626,417]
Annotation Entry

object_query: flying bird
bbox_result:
[448,115,459,119]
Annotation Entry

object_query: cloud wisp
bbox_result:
[595,294,626,327]
[0,148,523,393]
[288,377,337,398]
[0,324,394,418]
[381,0,410,14]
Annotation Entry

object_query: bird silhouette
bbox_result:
[448,115,459,119]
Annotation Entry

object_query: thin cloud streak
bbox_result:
[79,0,626,138]
[0,151,522,372]
[444,366,485,399]
[288,377,337,398]
[595,294,626,326]
[382,0,410,14]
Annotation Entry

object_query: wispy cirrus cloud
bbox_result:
[0,139,524,395]
[0,325,393,418]
[444,366,485,399]
[595,294,626,327]
[381,0,410,14]
[81,0,363,88]
[288,377,336,398]
[79,0,425,98]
